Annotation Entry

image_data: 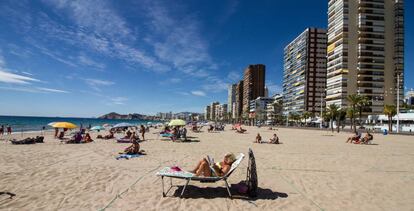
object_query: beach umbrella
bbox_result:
[91,126,105,131]
[47,122,56,126]
[168,119,186,126]
[102,123,112,128]
[51,122,77,129]
[112,123,134,128]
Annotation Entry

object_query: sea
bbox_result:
[0,115,161,133]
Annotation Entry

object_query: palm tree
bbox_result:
[337,108,347,133]
[384,104,397,132]
[357,96,370,126]
[327,104,340,133]
[302,111,312,126]
[346,94,360,132]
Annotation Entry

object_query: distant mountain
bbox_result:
[98,112,159,120]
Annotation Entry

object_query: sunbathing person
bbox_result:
[124,130,132,139]
[122,139,145,155]
[83,133,93,143]
[236,127,246,133]
[254,133,262,143]
[97,131,114,139]
[66,132,82,144]
[268,133,280,144]
[191,153,236,177]
[58,131,65,139]
[346,131,361,143]
[360,132,373,144]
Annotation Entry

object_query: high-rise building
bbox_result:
[228,84,237,115]
[264,86,269,97]
[243,64,265,115]
[326,0,404,114]
[204,105,211,120]
[210,102,219,120]
[283,28,327,114]
[405,89,414,106]
[234,80,244,119]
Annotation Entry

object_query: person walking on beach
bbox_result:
[140,125,145,140]
[0,125,4,136]
[6,125,12,135]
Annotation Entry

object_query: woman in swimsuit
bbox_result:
[191,153,236,177]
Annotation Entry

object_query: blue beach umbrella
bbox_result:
[112,123,134,128]
[91,126,105,131]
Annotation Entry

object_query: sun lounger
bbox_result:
[156,153,245,198]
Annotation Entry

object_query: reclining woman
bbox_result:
[191,153,236,177]
[97,131,114,139]
[346,131,361,143]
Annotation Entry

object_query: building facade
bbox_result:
[234,80,244,119]
[326,0,404,114]
[242,64,266,115]
[228,84,237,116]
[204,105,211,120]
[209,102,219,120]
[283,28,327,114]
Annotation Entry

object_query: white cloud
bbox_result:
[78,54,105,69]
[109,97,128,105]
[227,71,240,82]
[36,87,69,93]
[191,90,206,97]
[0,86,68,94]
[0,70,40,84]
[84,78,114,91]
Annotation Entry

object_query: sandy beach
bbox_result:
[0,126,413,211]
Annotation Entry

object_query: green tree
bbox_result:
[327,104,340,133]
[357,96,370,125]
[384,104,397,132]
[337,108,347,133]
[302,111,312,126]
[346,94,360,132]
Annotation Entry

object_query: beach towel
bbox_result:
[116,138,132,143]
[161,133,173,137]
[116,154,142,160]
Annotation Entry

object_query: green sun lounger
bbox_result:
[156,153,245,198]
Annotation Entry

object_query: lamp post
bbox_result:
[397,73,400,133]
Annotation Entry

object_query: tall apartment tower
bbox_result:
[204,105,211,120]
[242,64,265,115]
[326,0,404,114]
[234,80,244,119]
[209,102,219,120]
[283,28,327,114]
[228,84,237,116]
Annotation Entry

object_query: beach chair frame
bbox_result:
[157,153,245,198]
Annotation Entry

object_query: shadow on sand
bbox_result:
[171,185,288,200]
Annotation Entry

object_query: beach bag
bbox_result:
[246,148,258,197]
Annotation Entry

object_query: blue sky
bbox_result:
[0,0,413,117]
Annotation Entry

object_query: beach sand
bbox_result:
[0,126,413,210]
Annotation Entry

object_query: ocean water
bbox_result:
[0,115,161,132]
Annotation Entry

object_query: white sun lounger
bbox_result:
[156,153,245,198]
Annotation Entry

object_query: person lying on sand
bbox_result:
[254,133,262,143]
[97,131,114,139]
[191,153,236,177]
[346,131,361,143]
[355,132,373,144]
[121,139,145,155]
